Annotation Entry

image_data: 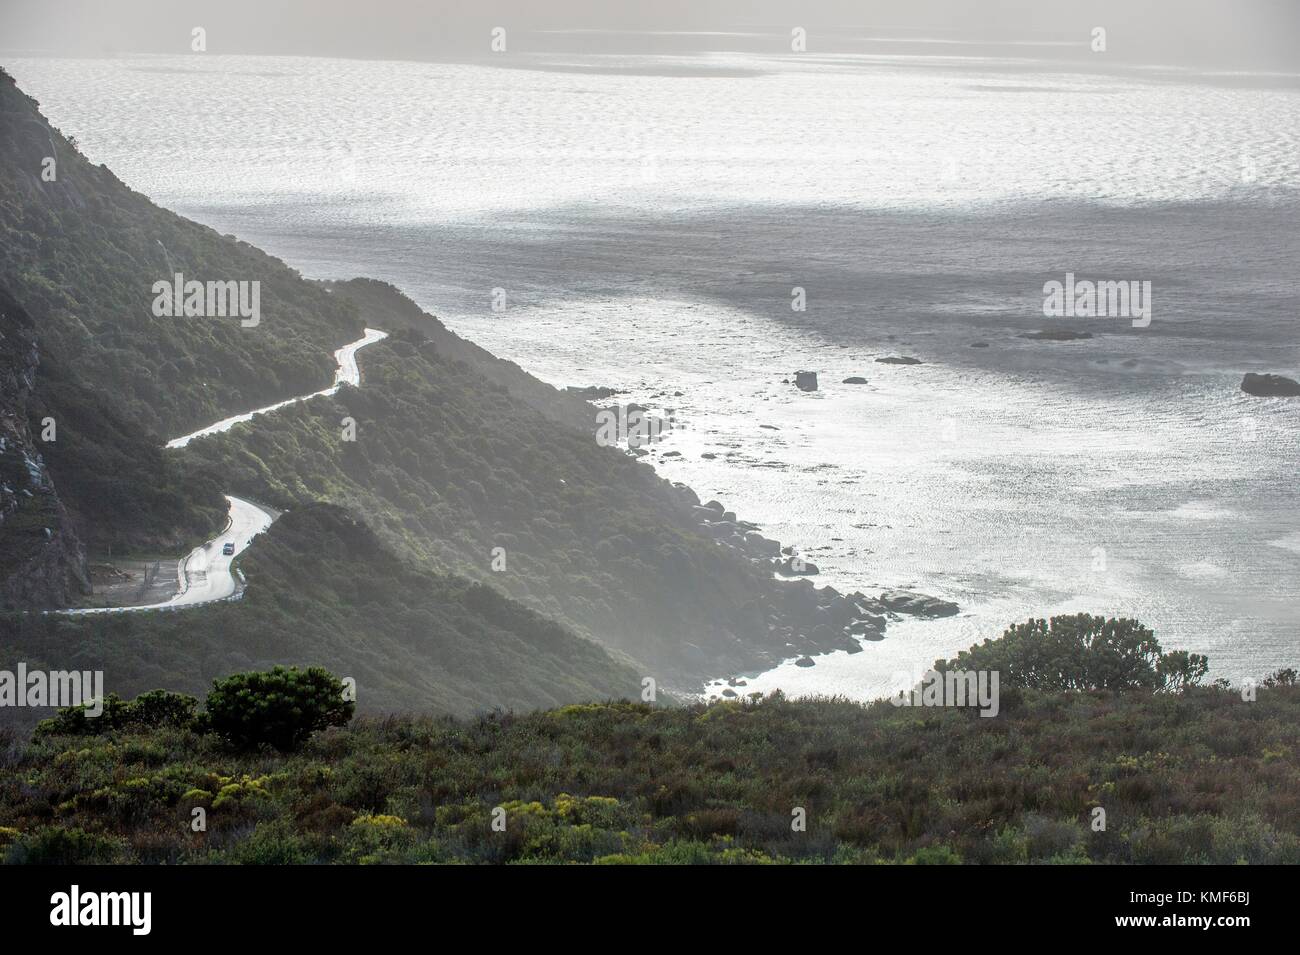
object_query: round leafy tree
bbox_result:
[205,666,353,751]
[934,614,1208,692]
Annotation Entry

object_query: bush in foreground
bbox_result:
[36,668,354,752]
[35,690,200,737]
[2,684,1297,865]
[934,614,1208,692]
[205,666,353,751]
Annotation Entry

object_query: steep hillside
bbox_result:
[323,278,598,432]
[0,503,645,729]
[0,287,88,608]
[0,68,357,552]
[177,326,865,684]
[0,70,359,434]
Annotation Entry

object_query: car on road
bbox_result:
[222,542,236,556]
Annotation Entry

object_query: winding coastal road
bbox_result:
[68,495,274,614]
[166,328,388,449]
[61,328,388,614]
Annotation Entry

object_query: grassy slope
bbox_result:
[0,503,645,729]
[1,688,1296,864]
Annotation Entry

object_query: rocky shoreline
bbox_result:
[571,345,1293,695]
[663,480,959,685]
[574,382,961,688]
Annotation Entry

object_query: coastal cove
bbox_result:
[8,51,1299,695]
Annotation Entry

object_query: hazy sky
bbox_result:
[2,0,1298,69]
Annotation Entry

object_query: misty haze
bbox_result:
[0,0,1295,920]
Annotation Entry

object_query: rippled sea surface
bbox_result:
[9,52,1299,694]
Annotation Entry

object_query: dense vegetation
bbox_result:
[44,669,355,752]
[204,667,354,751]
[0,503,645,729]
[1,683,1295,864]
[2,626,1292,865]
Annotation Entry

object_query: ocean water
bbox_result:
[8,51,1300,694]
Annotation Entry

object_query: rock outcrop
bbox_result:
[0,287,90,608]
[667,484,921,666]
[878,589,959,618]
[1241,373,1300,397]
[777,555,820,576]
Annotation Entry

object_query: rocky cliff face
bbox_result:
[0,286,89,609]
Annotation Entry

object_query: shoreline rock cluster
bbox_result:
[665,483,959,682]
[569,383,960,685]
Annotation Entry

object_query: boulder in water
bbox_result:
[777,555,819,576]
[878,589,959,618]
[1241,373,1300,397]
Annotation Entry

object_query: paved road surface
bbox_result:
[66,495,273,614]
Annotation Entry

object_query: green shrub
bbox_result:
[905,845,962,865]
[1264,668,1297,688]
[35,690,199,737]
[205,666,353,751]
[935,614,1208,692]
[4,826,127,864]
